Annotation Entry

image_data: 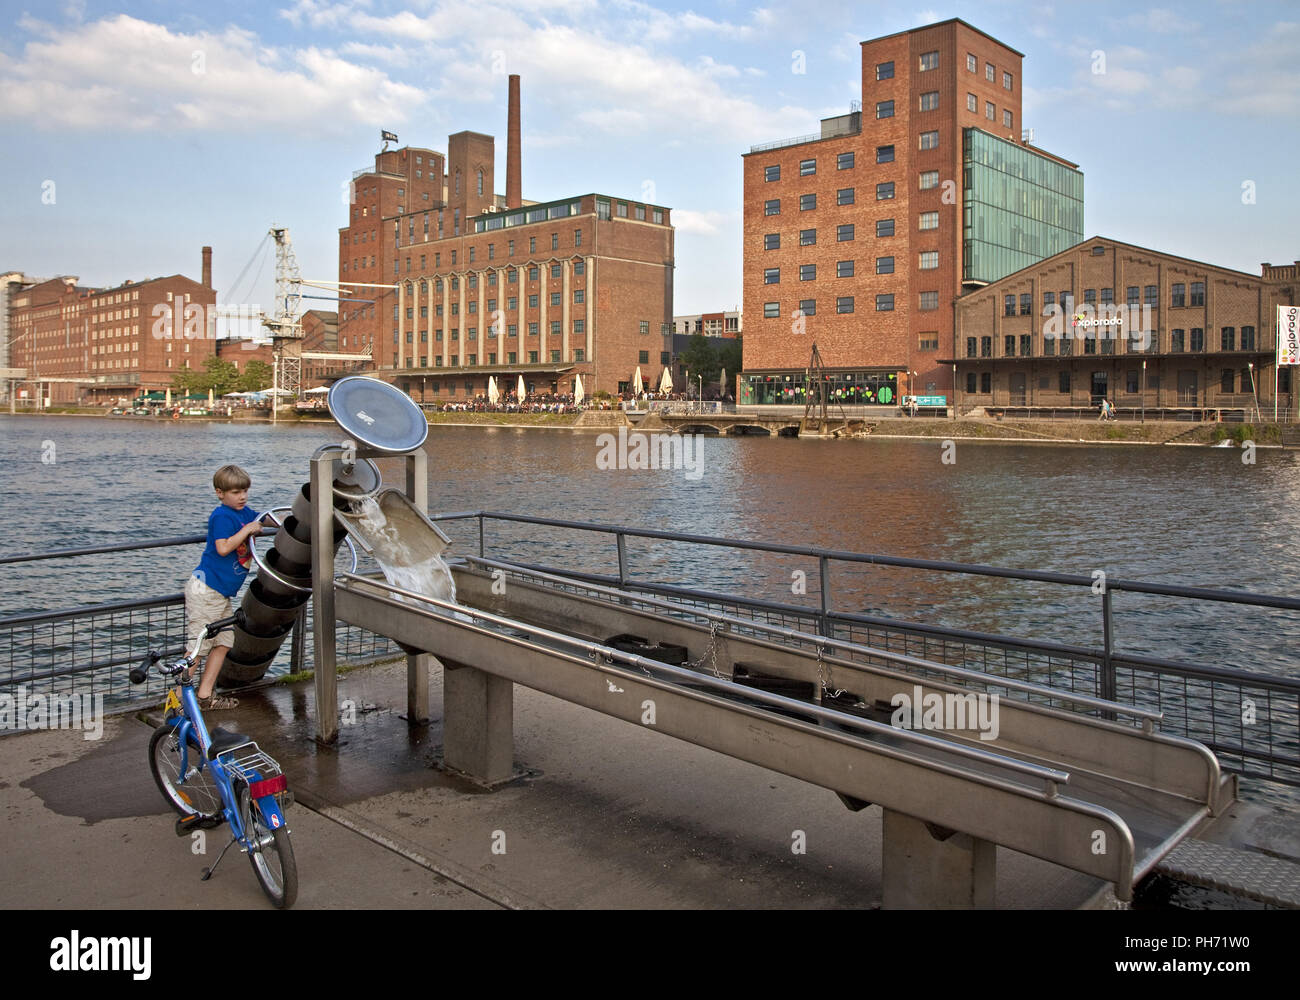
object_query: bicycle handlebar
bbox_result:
[130,612,244,685]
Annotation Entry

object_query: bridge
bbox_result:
[639,408,872,437]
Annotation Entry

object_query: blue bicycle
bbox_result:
[132,614,298,908]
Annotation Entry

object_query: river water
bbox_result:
[4,414,1297,672]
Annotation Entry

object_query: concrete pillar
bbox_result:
[406,652,430,725]
[443,659,514,784]
[881,808,996,909]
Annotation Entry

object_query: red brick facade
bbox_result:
[954,238,1299,414]
[743,19,1062,401]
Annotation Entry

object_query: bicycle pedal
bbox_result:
[174,813,224,836]
[200,868,213,881]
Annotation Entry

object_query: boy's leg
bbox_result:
[195,644,231,700]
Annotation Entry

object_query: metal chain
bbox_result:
[817,644,845,700]
[685,621,723,678]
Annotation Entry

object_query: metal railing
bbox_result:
[0,536,405,715]
[428,511,1300,796]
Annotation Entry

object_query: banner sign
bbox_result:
[1279,306,1299,366]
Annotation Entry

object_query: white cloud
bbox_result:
[0,13,424,132]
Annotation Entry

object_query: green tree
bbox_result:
[717,336,743,391]
[238,360,274,393]
[680,333,720,385]
[196,356,240,397]
[170,367,201,395]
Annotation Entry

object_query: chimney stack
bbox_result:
[201,246,212,288]
[506,74,521,209]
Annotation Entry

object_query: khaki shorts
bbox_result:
[185,575,234,660]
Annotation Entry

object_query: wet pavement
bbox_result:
[4,656,1296,910]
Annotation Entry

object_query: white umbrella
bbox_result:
[488,376,500,405]
[164,388,172,406]
[304,386,330,395]
[574,374,585,406]
[258,387,294,397]
[516,374,526,400]
[208,388,215,408]
[659,367,673,394]
[633,367,644,396]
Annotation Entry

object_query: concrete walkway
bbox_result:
[1,657,1128,910]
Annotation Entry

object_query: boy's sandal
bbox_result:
[199,694,239,711]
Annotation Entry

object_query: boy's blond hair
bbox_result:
[213,465,252,491]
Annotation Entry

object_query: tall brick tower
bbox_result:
[507,74,522,209]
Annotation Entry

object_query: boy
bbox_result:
[185,465,275,710]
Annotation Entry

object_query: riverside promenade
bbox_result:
[5,657,1298,910]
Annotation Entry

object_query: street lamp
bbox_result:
[1141,359,1146,424]
[1247,362,1260,421]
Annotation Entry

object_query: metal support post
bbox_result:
[882,809,996,909]
[311,451,339,743]
[442,657,514,784]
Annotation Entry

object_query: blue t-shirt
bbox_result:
[194,503,261,597]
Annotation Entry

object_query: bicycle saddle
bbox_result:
[208,727,253,761]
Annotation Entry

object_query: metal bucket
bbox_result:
[258,549,312,600]
[230,618,294,659]
[241,580,306,634]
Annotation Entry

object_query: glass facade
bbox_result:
[962,128,1083,283]
[740,371,899,405]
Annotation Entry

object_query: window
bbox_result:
[1003,71,1013,90]
[799,159,816,176]
[876,219,895,237]
[764,199,781,216]
[1059,371,1071,393]
[986,62,995,81]
[574,319,585,334]
[919,251,938,269]
[1171,283,1185,307]
[528,322,538,336]
[616,203,627,218]
[1003,110,1013,129]
[836,296,855,314]
[876,100,894,119]
[763,302,780,318]
[920,170,939,189]
[1005,335,1016,356]
[574,349,585,362]
[877,145,894,163]
[837,260,854,278]
[798,193,816,211]
[764,268,780,284]
[800,264,816,281]
[985,101,995,120]
[1221,368,1235,394]
[1191,327,1205,351]
[1144,285,1158,307]
[574,261,585,276]
[919,51,938,71]
[920,91,939,111]
[800,228,817,245]
[837,224,855,241]
[528,294,538,308]
[1242,325,1256,350]
[549,292,561,307]
[919,211,938,230]
[765,164,780,182]
[876,256,895,275]
[1190,282,1205,306]
[919,334,939,352]
[1171,329,1185,353]
[528,265,538,281]
[1005,295,1017,317]
[1043,291,1056,309]
[764,233,780,250]
[919,291,938,311]
[967,372,977,393]
[1084,288,1097,305]
[877,61,894,81]
[798,299,816,316]
[966,337,978,358]
[1222,327,1235,351]
[967,53,977,72]
[1020,334,1032,357]
[920,130,939,150]
[876,182,895,200]
[508,296,517,310]
[551,263,561,278]
[1100,287,1114,305]
[837,151,854,170]
[1020,293,1032,315]
[574,230,582,247]
[980,337,992,357]
[967,93,977,112]
[836,188,854,206]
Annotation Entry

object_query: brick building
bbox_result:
[6,249,217,406]
[740,18,1082,406]
[339,76,675,401]
[952,238,1299,415]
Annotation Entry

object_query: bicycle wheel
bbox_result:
[238,785,298,909]
[149,724,221,818]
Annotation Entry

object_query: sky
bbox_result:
[1,0,1297,318]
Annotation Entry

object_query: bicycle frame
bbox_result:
[162,679,289,846]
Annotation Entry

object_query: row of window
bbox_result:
[962,368,1289,397]
[1003,282,1209,316]
[763,291,940,317]
[762,253,940,282]
[401,348,590,368]
[764,152,855,181]
[965,326,1258,359]
[762,214,937,249]
[395,318,590,343]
